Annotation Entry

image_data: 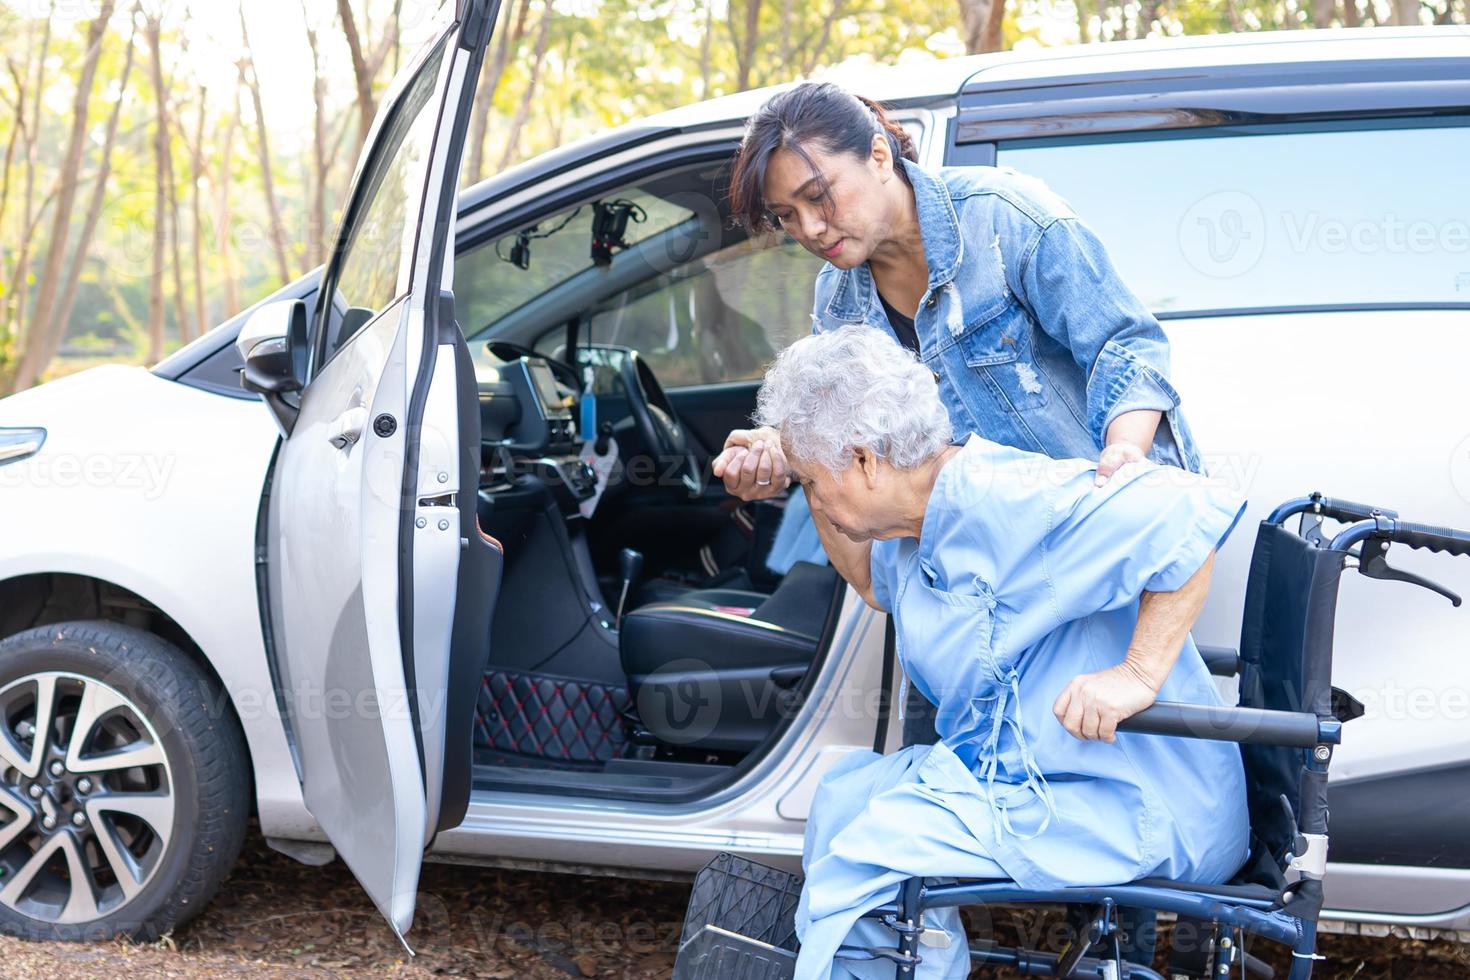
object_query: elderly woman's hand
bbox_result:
[1052,662,1158,742]
[712,427,791,500]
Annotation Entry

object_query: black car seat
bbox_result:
[632,499,795,606]
[619,561,844,752]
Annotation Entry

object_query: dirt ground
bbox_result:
[0,828,1465,978]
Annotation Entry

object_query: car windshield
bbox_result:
[454,187,694,333]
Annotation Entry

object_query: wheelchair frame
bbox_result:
[672,492,1470,980]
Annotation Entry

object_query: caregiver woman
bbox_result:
[711,80,1200,963]
[713,80,1203,496]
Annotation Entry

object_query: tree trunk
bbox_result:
[729,0,763,92]
[0,68,22,234]
[165,101,190,346]
[958,0,989,53]
[1392,0,1420,23]
[1075,0,1094,43]
[497,4,555,170]
[4,15,53,376]
[31,13,137,387]
[238,5,293,285]
[1312,0,1335,25]
[468,0,528,186]
[11,1,115,390]
[302,1,329,267]
[780,0,792,67]
[190,83,207,340]
[982,0,1005,52]
[368,0,405,82]
[145,15,168,365]
[796,0,846,76]
[699,0,714,97]
[336,0,378,154]
[216,83,242,318]
[1136,0,1161,37]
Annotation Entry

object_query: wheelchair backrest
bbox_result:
[1234,520,1347,873]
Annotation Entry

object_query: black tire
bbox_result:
[0,620,250,941]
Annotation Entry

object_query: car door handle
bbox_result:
[327,407,368,449]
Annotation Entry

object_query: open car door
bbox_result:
[253,0,498,945]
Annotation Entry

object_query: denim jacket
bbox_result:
[810,156,1202,473]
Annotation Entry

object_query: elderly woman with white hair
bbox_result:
[754,325,1252,980]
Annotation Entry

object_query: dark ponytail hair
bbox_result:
[728,81,918,235]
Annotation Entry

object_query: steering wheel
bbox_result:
[618,351,702,494]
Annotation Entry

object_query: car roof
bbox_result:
[463,26,1465,210]
[648,26,1466,124]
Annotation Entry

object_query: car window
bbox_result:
[455,189,695,333]
[996,122,1470,314]
[315,39,447,371]
[564,235,823,388]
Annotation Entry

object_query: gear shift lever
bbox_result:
[616,547,644,628]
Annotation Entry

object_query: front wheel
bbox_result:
[0,621,250,941]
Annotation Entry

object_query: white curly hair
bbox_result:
[755,324,953,476]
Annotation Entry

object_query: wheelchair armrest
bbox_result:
[1198,645,1242,678]
[1118,701,1337,747]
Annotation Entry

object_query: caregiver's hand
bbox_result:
[712,427,790,500]
[1094,441,1146,487]
[1053,662,1158,743]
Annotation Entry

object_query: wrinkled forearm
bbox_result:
[1121,550,1215,692]
[809,507,880,611]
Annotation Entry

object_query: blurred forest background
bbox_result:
[0,0,1464,394]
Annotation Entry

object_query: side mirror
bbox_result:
[236,299,309,436]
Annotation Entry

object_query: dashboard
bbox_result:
[479,356,598,510]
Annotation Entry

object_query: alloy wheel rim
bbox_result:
[0,671,176,924]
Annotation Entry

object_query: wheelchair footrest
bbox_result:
[673,925,797,980]
[674,854,803,979]
[679,852,804,952]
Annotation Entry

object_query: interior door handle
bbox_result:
[327,407,367,449]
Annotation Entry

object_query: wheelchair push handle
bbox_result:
[1386,519,1470,559]
[1327,512,1470,606]
[1310,493,1398,525]
[1266,491,1398,525]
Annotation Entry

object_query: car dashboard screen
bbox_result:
[527,360,568,418]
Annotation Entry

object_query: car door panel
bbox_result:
[267,298,426,932]
[1166,308,1470,913]
[438,298,503,835]
[257,0,498,942]
[407,335,463,837]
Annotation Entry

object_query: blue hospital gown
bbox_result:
[794,435,1251,979]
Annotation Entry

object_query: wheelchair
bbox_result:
[671,492,1470,979]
